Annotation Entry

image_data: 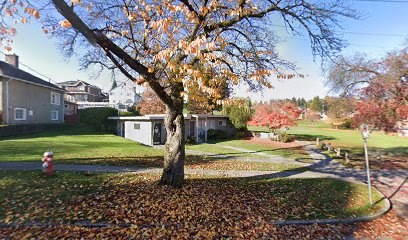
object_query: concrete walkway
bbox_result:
[0,161,343,179]
[302,144,408,221]
[213,144,311,166]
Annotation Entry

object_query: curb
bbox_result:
[0,187,391,228]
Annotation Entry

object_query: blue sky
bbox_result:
[3,0,408,100]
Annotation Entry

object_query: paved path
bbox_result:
[303,144,408,221]
[0,161,344,179]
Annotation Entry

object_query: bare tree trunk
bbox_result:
[160,105,185,188]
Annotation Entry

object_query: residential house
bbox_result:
[109,114,235,146]
[0,54,64,124]
[57,80,104,102]
[109,82,142,111]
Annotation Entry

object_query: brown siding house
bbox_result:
[57,80,104,102]
[0,55,65,125]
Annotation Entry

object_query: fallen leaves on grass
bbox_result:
[0,224,350,239]
[0,172,386,238]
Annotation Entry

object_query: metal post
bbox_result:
[363,138,373,206]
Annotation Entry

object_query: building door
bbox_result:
[189,121,195,137]
[153,123,162,145]
[121,123,125,137]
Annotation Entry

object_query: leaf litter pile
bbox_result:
[0,171,387,239]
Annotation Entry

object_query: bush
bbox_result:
[119,111,138,116]
[234,128,252,139]
[185,137,197,145]
[79,107,118,133]
[279,132,294,143]
[207,129,228,140]
[234,130,246,139]
[339,118,353,129]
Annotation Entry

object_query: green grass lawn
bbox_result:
[0,124,306,171]
[0,124,163,162]
[0,171,385,226]
[248,121,408,157]
[186,143,266,158]
[212,139,309,159]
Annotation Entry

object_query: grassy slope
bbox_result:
[0,171,385,224]
[248,121,408,156]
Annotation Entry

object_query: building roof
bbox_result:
[109,82,138,93]
[58,80,102,89]
[0,61,63,91]
[109,114,229,121]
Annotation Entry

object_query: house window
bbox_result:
[51,111,59,121]
[219,120,226,126]
[51,92,60,105]
[110,92,114,96]
[134,123,140,130]
[14,108,27,121]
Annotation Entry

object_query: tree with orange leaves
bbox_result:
[138,89,166,115]
[0,0,357,187]
[248,102,301,133]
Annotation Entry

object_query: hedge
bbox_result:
[79,107,118,133]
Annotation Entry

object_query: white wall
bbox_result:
[124,121,152,145]
[109,83,141,106]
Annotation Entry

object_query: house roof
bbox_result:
[109,114,229,121]
[109,82,138,93]
[58,80,102,89]
[0,61,64,91]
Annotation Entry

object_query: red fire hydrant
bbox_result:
[42,151,54,175]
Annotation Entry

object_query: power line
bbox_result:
[342,31,406,37]
[0,50,59,84]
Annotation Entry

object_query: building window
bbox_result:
[110,92,114,96]
[219,120,226,126]
[51,92,60,105]
[14,108,27,121]
[51,111,59,121]
[134,123,140,130]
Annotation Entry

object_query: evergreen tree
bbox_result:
[309,96,323,112]
[110,80,118,91]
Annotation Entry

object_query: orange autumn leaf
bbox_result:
[59,19,72,28]
[33,10,40,19]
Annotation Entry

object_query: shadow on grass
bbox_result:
[0,124,103,140]
[288,133,335,141]
[202,139,309,157]
[378,146,408,156]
